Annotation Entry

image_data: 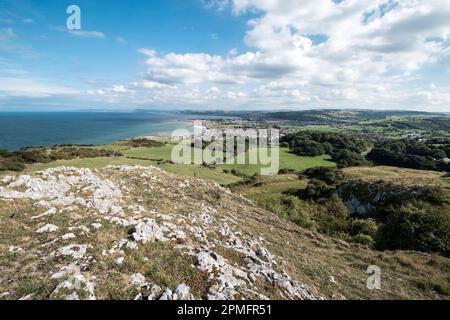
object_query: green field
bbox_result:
[18,143,336,186]
[122,145,177,161]
[218,147,335,176]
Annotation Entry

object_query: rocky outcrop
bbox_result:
[0,165,317,300]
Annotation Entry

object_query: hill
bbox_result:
[0,165,449,300]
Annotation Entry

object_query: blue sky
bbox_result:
[1,0,450,111]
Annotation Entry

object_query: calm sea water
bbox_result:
[0,111,205,150]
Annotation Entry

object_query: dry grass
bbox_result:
[0,166,449,300]
[343,166,449,188]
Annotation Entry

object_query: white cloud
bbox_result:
[22,18,34,24]
[116,36,126,44]
[200,0,230,11]
[0,28,16,41]
[138,48,157,57]
[0,77,79,98]
[6,1,450,111]
[127,0,450,110]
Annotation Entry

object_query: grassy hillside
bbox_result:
[1,165,448,300]
[343,166,450,188]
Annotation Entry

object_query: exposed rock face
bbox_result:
[0,165,317,300]
[0,167,121,214]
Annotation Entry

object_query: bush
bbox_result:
[127,138,165,148]
[0,157,26,171]
[301,167,346,185]
[296,179,336,200]
[312,196,349,236]
[375,203,450,257]
[281,131,370,168]
[352,234,375,247]
[348,218,378,238]
[368,139,450,171]
[253,194,317,230]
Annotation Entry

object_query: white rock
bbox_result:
[196,251,225,272]
[62,233,76,240]
[50,244,88,260]
[52,275,96,300]
[128,273,147,287]
[8,246,23,253]
[19,292,36,300]
[31,207,57,220]
[329,276,337,285]
[147,285,162,300]
[159,288,173,300]
[33,200,51,208]
[51,264,81,279]
[66,292,80,300]
[132,219,166,243]
[36,224,59,234]
[173,284,192,300]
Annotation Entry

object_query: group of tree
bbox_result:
[280,131,370,167]
[367,139,450,172]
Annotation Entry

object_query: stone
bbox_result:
[51,264,81,279]
[132,219,166,243]
[33,200,51,208]
[329,276,337,285]
[147,285,162,300]
[62,233,76,240]
[31,207,57,220]
[196,251,225,272]
[36,224,59,234]
[128,273,147,287]
[173,283,192,300]
[19,292,36,300]
[52,274,96,300]
[8,246,23,253]
[50,244,88,260]
[159,288,173,300]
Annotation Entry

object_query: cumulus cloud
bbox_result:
[7,1,449,111]
[130,0,450,110]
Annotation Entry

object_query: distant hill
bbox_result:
[182,109,449,125]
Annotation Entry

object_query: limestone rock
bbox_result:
[36,224,59,234]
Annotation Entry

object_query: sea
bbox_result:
[0,111,212,151]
